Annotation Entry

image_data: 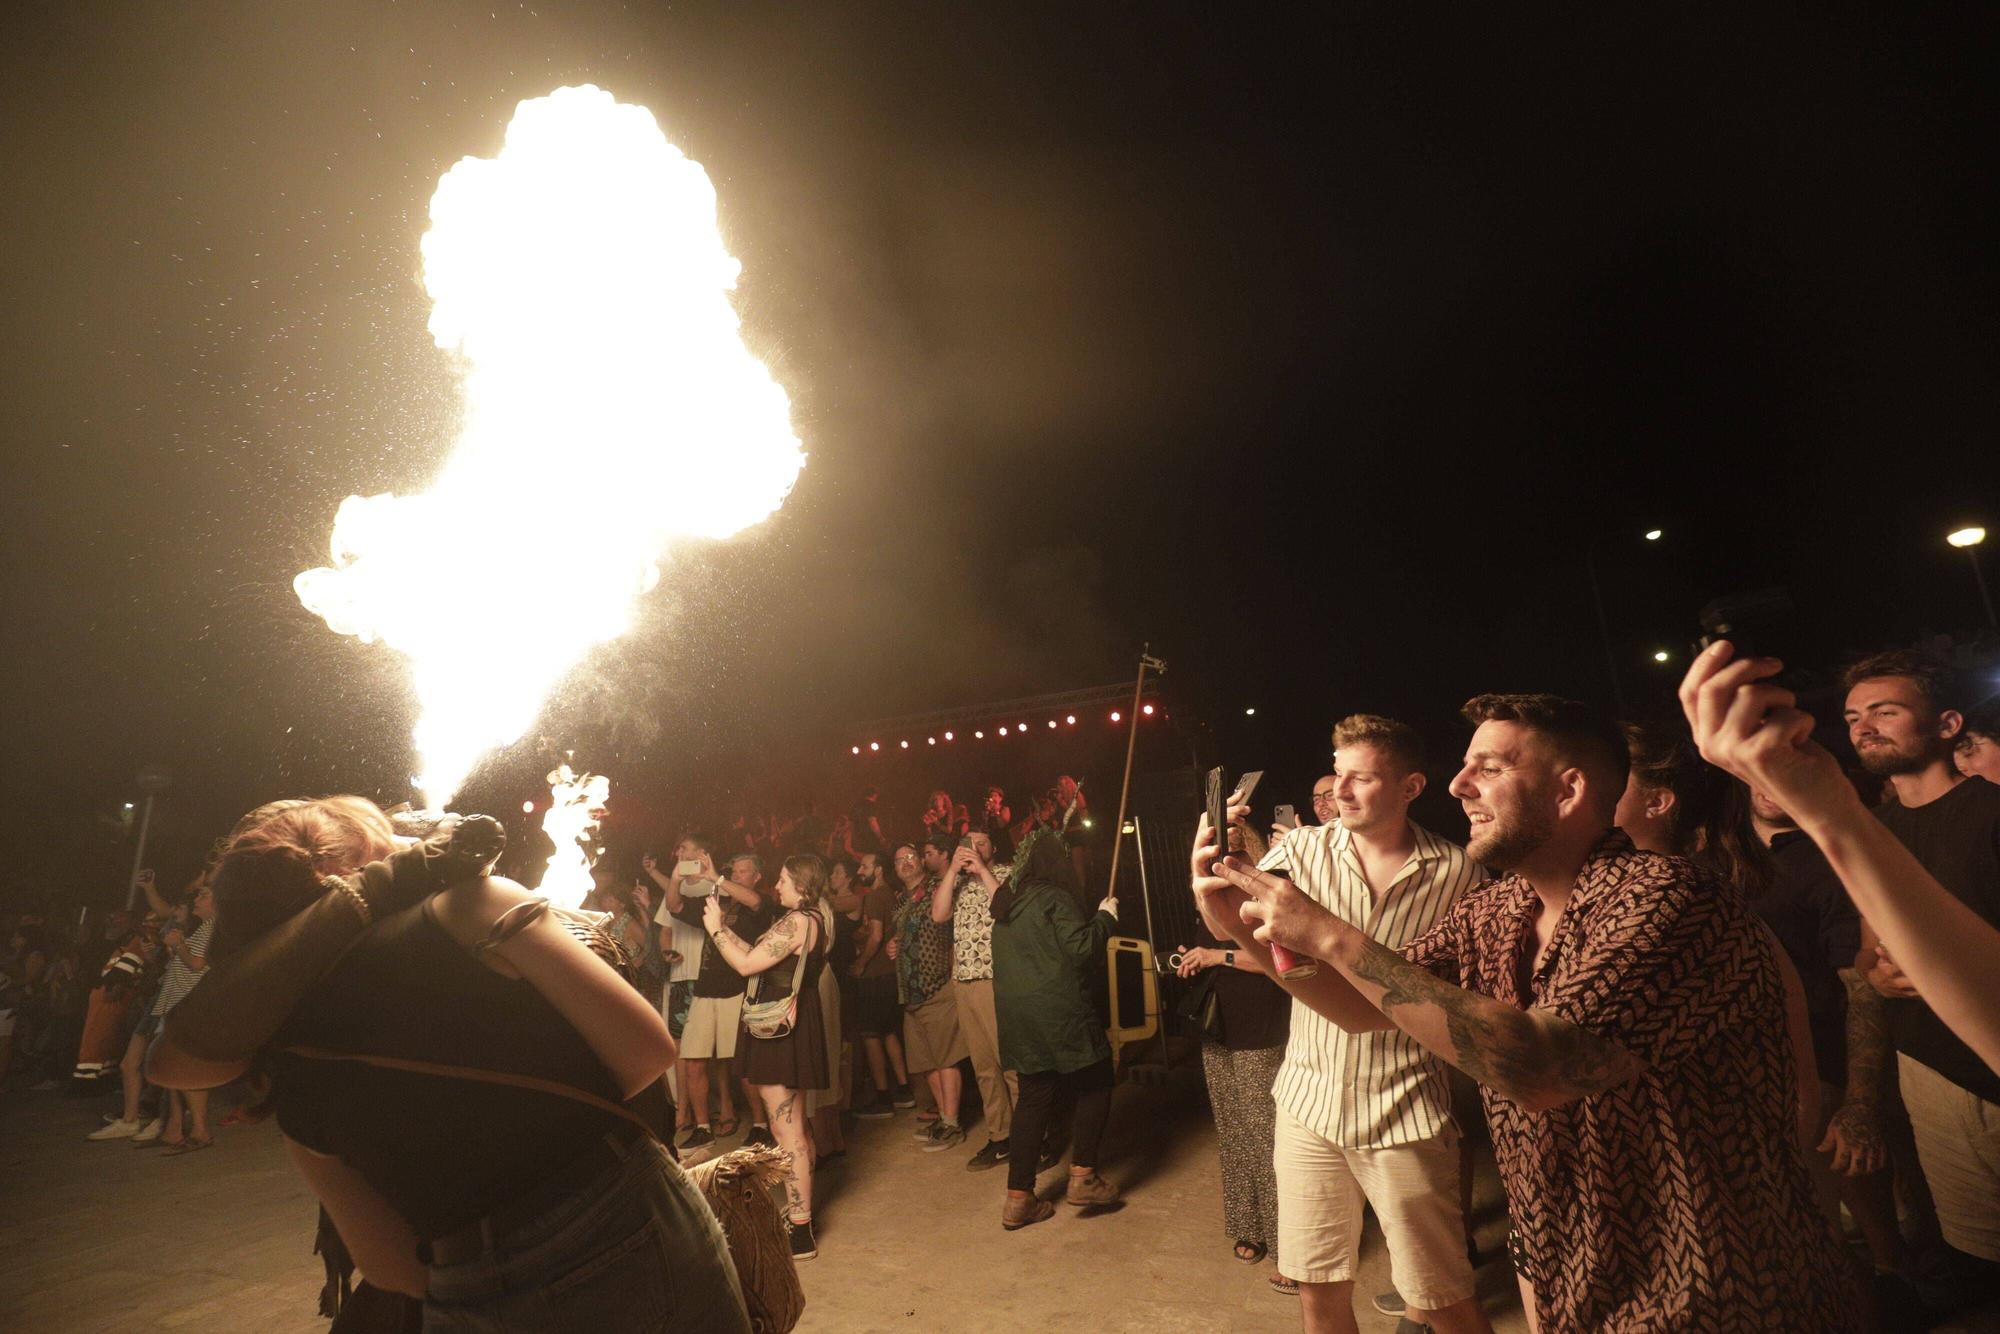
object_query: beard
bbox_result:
[1466,804,1558,871]
[1856,735,1949,777]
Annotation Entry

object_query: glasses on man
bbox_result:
[894,854,918,865]
[1310,792,1339,807]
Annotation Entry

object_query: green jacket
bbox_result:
[991,879,1115,1075]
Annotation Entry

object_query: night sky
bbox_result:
[3,4,1995,901]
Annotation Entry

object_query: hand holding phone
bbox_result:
[1206,767,1316,979]
[1273,804,1298,832]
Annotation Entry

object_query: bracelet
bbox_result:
[323,876,372,927]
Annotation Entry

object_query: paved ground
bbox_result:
[0,1066,1529,1333]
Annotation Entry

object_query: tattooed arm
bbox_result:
[1338,932,1644,1111]
[1217,855,1642,1110]
[1819,967,1890,1175]
[708,907,807,977]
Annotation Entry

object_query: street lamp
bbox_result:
[1947,526,1996,632]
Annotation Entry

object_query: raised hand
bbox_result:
[1678,642,1862,829]
[1211,856,1336,959]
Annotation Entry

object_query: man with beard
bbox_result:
[1842,650,2000,1271]
[847,850,914,1116]
[1196,693,1852,1332]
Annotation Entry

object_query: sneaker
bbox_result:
[131,1117,166,1145]
[678,1126,715,1152]
[787,1216,817,1261]
[853,1095,894,1120]
[1064,1170,1119,1207]
[890,1084,917,1109]
[913,1120,943,1144]
[965,1138,1009,1171]
[1372,1291,1407,1316]
[1392,1318,1436,1334]
[1037,1146,1062,1172]
[87,1118,142,1141]
[743,1125,776,1150]
[922,1122,966,1153]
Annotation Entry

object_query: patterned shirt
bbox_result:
[1401,831,1852,1332]
[1259,821,1479,1148]
[950,870,1002,982]
[149,920,213,1017]
[894,876,953,1006]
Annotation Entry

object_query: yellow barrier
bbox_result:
[1105,935,1159,1060]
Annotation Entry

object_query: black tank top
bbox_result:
[268,898,626,1239]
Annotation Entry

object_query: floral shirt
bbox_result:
[1400,832,1853,1332]
[893,876,953,1006]
[950,869,1004,982]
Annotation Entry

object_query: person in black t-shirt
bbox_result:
[1749,784,1912,1282]
[1842,652,2000,1267]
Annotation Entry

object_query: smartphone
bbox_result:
[673,859,704,879]
[1273,804,1298,831]
[1232,770,1265,806]
[1697,587,1794,665]
[1205,767,1316,979]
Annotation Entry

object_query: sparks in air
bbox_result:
[294,85,805,805]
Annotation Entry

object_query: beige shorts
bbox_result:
[1900,1054,2000,1262]
[902,985,969,1074]
[680,993,743,1060]
[1273,1106,1475,1308]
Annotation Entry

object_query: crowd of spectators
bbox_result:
[7,645,1999,1331]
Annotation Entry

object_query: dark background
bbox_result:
[3,4,1995,904]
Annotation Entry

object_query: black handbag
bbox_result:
[1172,967,1227,1043]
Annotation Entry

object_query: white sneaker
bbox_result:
[88,1118,142,1141]
[131,1118,165,1144]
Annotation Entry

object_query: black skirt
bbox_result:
[738,981,831,1091]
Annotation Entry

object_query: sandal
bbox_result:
[1269,1276,1299,1296]
[162,1136,213,1157]
[1234,1240,1267,1265]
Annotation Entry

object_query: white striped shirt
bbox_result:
[1259,820,1482,1149]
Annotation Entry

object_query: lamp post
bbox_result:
[124,764,172,911]
[1584,527,1664,715]
[1947,526,1996,633]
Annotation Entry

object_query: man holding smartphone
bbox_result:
[1253,716,1490,1334]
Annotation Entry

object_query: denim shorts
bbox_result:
[422,1136,749,1333]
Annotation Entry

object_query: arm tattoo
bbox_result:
[1346,935,1641,1105]
[1839,967,1891,1106]
[715,928,748,956]
[760,914,801,960]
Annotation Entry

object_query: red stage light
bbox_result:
[998,726,1008,736]
[943,731,954,741]
[1047,719,1057,729]
[1065,714,1076,725]
[521,800,536,814]
[869,741,880,751]
[899,740,909,749]
[927,737,936,745]
[1142,704,1155,715]
[1110,710,1121,722]
[851,745,860,755]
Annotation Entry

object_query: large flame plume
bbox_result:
[294,85,804,804]
[539,763,609,910]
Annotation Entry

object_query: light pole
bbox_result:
[1947,526,1996,634]
[1584,527,1664,715]
[124,764,172,910]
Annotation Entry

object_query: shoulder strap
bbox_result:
[763,911,811,1002]
[279,1044,657,1141]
